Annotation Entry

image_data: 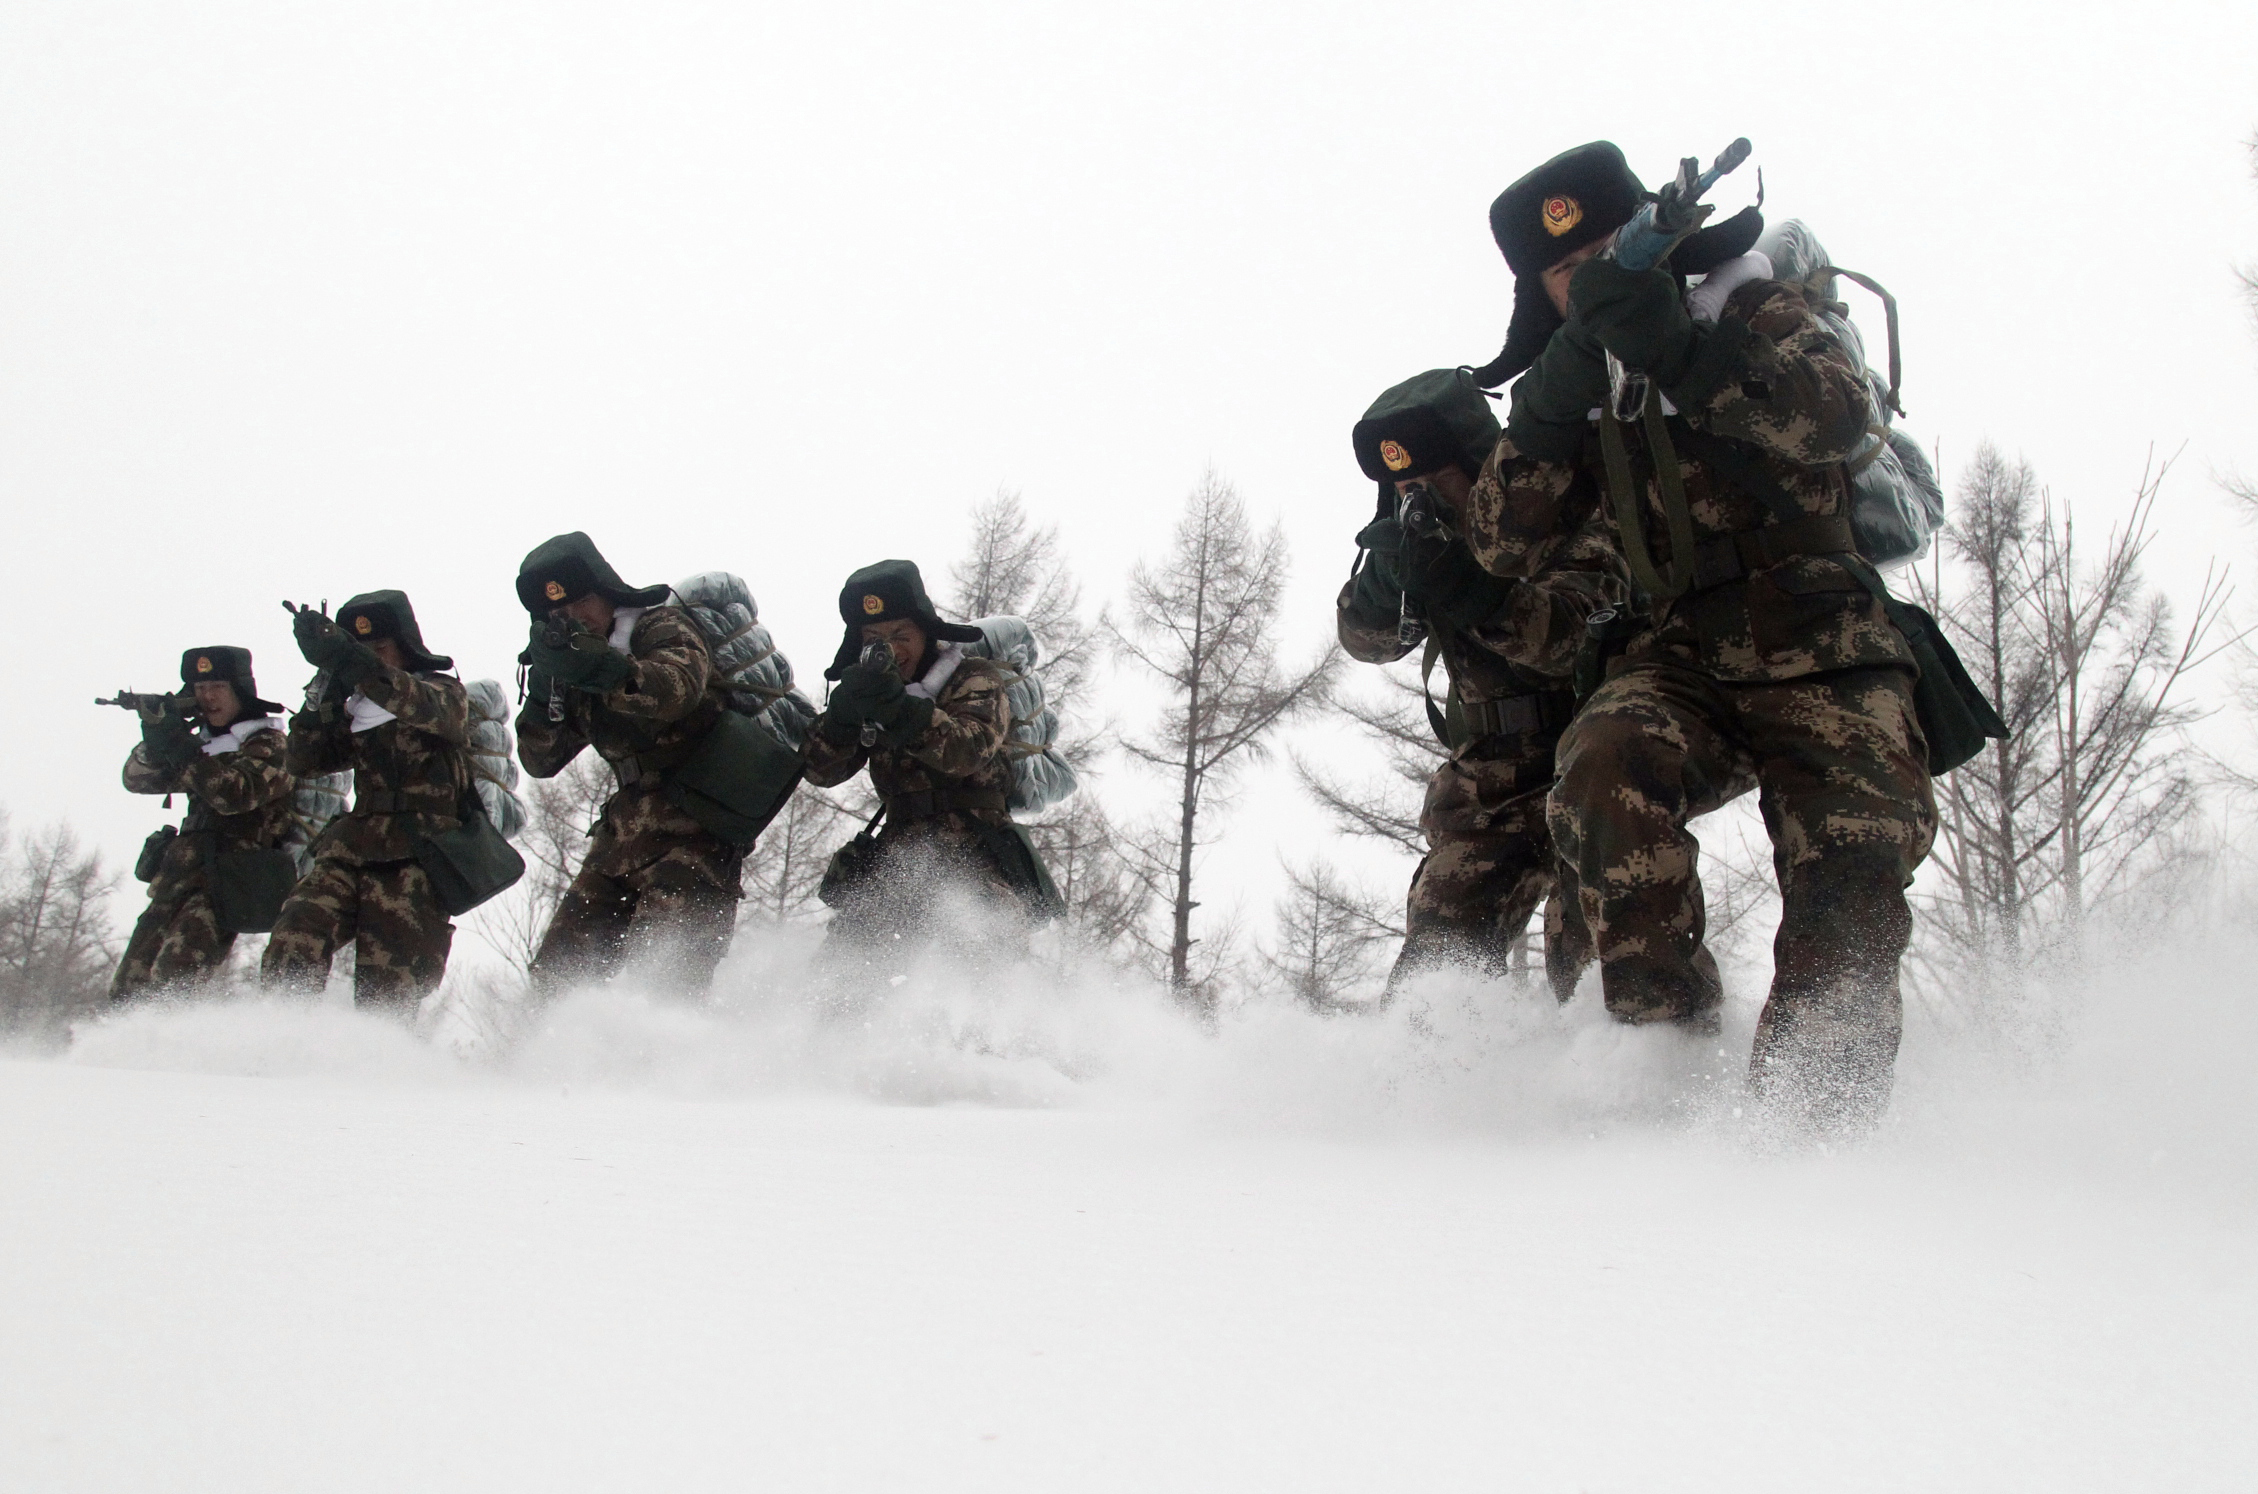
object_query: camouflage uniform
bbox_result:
[803,653,1026,975]
[517,605,746,997]
[1335,499,1620,996]
[1471,273,1937,1121]
[260,665,473,1011]
[111,722,298,999]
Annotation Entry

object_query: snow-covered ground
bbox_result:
[4,937,2253,1493]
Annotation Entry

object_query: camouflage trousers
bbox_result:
[260,856,454,1014]
[1392,744,1589,1002]
[817,823,1028,1000]
[530,838,745,1000]
[1550,662,1936,1126]
[110,888,233,1000]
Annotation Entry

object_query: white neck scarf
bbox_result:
[608,606,646,655]
[906,643,964,701]
[201,716,280,756]
[347,692,398,734]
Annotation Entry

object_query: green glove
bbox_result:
[1567,259,1700,389]
[826,660,907,725]
[142,711,201,772]
[294,609,381,690]
[1414,544,1516,635]
[1505,319,1610,461]
[1354,516,1410,594]
[528,622,633,696]
[1344,551,1401,628]
[869,692,935,748]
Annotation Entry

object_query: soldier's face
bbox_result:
[191,681,239,728]
[556,593,616,635]
[1543,236,1611,318]
[861,618,926,680]
[370,638,407,672]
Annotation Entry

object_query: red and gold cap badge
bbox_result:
[1379,439,1413,473]
[1541,195,1582,237]
[353,615,373,636]
[194,656,214,674]
[544,579,567,602]
[862,594,886,616]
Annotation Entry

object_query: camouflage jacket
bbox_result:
[1338,490,1621,766]
[516,604,733,871]
[122,719,298,898]
[803,654,1015,846]
[1466,278,1913,684]
[289,668,473,865]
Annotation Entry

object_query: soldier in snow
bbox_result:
[262,591,475,1013]
[513,533,752,998]
[1465,142,1936,1129]
[803,560,1054,982]
[108,647,299,1000]
[1338,369,1624,999]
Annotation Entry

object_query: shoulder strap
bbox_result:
[1808,265,1903,417]
[1598,395,1699,601]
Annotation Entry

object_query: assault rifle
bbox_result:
[281,599,335,715]
[94,691,186,714]
[1604,136,1753,420]
[1391,479,1453,647]
[856,638,895,749]
[535,619,577,723]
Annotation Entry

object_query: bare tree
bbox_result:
[1292,664,1445,855]
[1911,444,2233,1000]
[945,487,1099,713]
[741,785,862,925]
[1262,857,1401,1011]
[1027,792,1150,952]
[1110,472,1339,1009]
[0,812,119,1043]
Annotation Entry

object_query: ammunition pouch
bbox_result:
[658,710,805,847]
[1839,563,2010,775]
[969,818,1064,921]
[133,826,178,884]
[818,807,886,909]
[205,848,301,934]
[414,794,526,917]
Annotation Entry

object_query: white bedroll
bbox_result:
[1750,219,1945,570]
[465,678,529,841]
[670,571,819,750]
[961,615,1078,815]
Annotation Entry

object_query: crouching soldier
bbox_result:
[262,592,475,1014]
[804,561,1055,983]
[515,533,776,999]
[1471,142,1937,1129]
[1340,370,1623,1000]
[108,648,299,1000]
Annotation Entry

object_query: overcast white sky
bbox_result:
[3,1,2254,932]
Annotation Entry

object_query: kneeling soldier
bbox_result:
[1473,142,1938,1128]
[804,561,1053,979]
[109,648,299,999]
[1340,369,1623,999]
[262,592,474,1013]
[515,533,752,998]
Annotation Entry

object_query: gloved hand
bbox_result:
[1353,516,1411,596]
[1413,545,1517,635]
[141,710,201,772]
[824,660,906,726]
[1343,551,1401,628]
[1504,318,1611,461]
[528,620,632,697]
[869,692,936,748]
[1567,258,1701,388]
[293,608,381,689]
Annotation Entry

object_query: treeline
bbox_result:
[4,447,2252,1045]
